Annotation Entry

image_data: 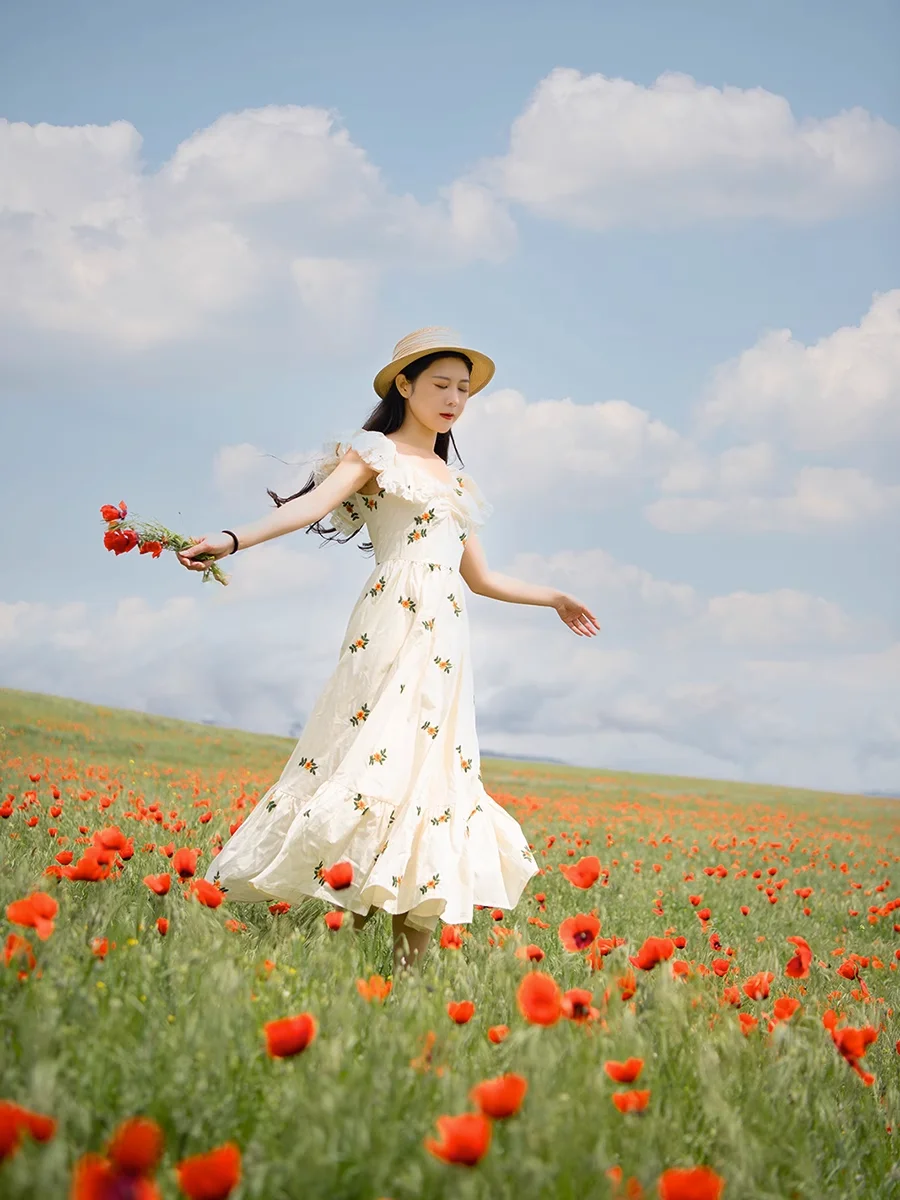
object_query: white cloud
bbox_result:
[658,442,777,495]
[698,289,900,452]
[290,257,378,334]
[158,106,382,217]
[1,544,892,792]
[0,595,198,657]
[477,68,900,228]
[647,465,900,532]
[218,542,334,603]
[702,589,858,648]
[0,106,516,349]
[466,546,892,788]
[461,387,689,496]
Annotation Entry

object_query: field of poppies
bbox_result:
[1,685,898,1199]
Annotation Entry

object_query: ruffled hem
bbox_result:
[310,427,493,534]
[203,779,538,931]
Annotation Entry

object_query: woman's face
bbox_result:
[397,356,470,434]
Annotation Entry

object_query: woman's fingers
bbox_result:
[178,541,210,570]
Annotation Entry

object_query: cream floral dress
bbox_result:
[204,427,539,931]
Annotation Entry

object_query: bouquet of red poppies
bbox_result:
[100,501,230,586]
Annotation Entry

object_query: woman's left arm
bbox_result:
[459,532,600,637]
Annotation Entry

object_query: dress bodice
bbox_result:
[310,427,493,569]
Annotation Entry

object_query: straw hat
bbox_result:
[373,326,495,399]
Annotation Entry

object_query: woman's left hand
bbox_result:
[553,593,601,637]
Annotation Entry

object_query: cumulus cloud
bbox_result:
[467,547,891,788]
[459,387,690,498]
[646,465,900,532]
[0,543,369,735]
[1,541,892,791]
[289,256,378,337]
[0,106,516,350]
[637,291,900,532]
[700,589,859,648]
[698,289,900,453]
[475,68,900,228]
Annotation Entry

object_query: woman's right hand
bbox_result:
[177,534,235,571]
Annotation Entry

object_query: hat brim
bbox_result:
[373,345,495,399]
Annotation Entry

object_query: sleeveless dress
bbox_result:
[204,426,540,931]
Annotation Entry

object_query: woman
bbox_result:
[178,326,600,975]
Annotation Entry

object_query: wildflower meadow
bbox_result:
[1,686,898,1199]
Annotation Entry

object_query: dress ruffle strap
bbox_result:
[310,427,493,532]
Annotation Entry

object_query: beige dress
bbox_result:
[204,426,540,931]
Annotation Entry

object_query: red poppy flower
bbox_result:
[6,891,59,941]
[323,861,353,890]
[143,874,172,895]
[617,968,637,1000]
[172,848,199,879]
[469,1072,528,1118]
[784,935,812,979]
[190,879,225,908]
[487,1025,509,1044]
[515,942,546,962]
[832,1024,878,1064]
[62,851,111,882]
[559,855,601,888]
[175,1142,242,1199]
[71,1153,164,1199]
[628,936,675,971]
[264,1013,317,1057]
[742,971,774,1001]
[773,996,801,1021]
[447,1000,475,1024]
[738,1013,758,1035]
[440,924,464,949]
[604,1057,644,1083]
[558,912,601,951]
[612,1089,650,1113]
[424,1113,492,1166]
[4,933,37,976]
[103,528,140,555]
[516,970,562,1025]
[0,1101,57,1162]
[106,1116,165,1175]
[357,974,392,1003]
[561,987,600,1022]
[658,1165,725,1199]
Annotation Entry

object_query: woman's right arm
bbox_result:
[177,450,374,571]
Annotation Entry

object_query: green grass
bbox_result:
[1,687,898,1199]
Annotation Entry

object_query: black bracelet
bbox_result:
[222,529,239,555]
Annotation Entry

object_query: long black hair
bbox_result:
[267,350,474,553]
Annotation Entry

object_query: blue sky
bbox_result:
[1,1,898,791]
